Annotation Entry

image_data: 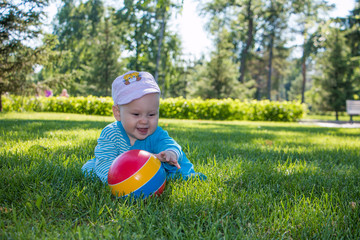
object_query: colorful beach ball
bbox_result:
[108,150,166,199]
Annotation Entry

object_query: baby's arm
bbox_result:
[153,127,183,170]
[154,151,181,169]
[94,125,124,183]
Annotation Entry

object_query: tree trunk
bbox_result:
[135,41,140,70]
[301,28,307,104]
[155,11,166,83]
[267,33,274,101]
[256,81,261,100]
[238,0,253,83]
[301,60,306,104]
[104,23,110,96]
[0,91,2,112]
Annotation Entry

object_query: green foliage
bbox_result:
[3,96,113,116]
[2,0,359,119]
[311,26,356,119]
[1,113,360,238]
[87,16,123,96]
[187,59,256,100]
[45,0,108,96]
[160,97,305,121]
[0,0,54,113]
[3,95,305,122]
[38,0,184,97]
[0,0,49,81]
[288,74,303,101]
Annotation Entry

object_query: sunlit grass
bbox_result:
[1,112,360,239]
[303,113,360,122]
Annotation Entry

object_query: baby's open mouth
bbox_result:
[137,128,148,135]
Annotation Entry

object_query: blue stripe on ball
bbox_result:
[126,165,166,199]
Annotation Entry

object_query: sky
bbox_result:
[44,0,356,59]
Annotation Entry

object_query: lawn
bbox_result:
[303,113,360,122]
[1,112,360,239]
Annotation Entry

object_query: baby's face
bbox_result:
[114,93,159,146]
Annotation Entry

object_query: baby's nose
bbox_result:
[139,116,148,123]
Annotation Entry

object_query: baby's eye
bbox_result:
[132,113,140,116]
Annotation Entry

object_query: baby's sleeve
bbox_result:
[152,127,206,180]
[154,127,182,157]
[94,127,121,183]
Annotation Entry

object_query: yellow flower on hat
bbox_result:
[124,72,141,85]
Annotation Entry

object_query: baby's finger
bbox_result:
[168,159,180,169]
[174,162,181,169]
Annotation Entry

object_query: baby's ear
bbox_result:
[112,105,121,121]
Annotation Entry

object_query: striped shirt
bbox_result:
[82,121,196,183]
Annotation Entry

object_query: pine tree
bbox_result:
[0,0,49,111]
[314,27,354,120]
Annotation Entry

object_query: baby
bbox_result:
[82,71,206,183]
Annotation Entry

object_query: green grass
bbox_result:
[303,113,360,122]
[1,112,360,239]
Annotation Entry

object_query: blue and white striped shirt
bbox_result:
[82,121,197,183]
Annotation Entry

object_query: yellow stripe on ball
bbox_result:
[109,155,161,197]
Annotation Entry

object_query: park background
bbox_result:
[1,0,360,120]
[1,0,360,239]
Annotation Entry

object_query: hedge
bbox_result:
[2,95,306,122]
[2,96,113,116]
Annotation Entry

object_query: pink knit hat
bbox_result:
[112,71,160,105]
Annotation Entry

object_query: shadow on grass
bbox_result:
[0,118,110,141]
[165,121,360,202]
[167,121,359,160]
[2,117,359,200]
[0,137,104,205]
[165,120,360,138]
[1,117,360,238]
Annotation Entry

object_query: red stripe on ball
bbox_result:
[108,150,151,185]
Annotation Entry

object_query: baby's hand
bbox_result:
[154,151,181,169]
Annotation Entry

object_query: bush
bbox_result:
[2,95,306,122]
[160,97,305,122]
[3,96,113,116]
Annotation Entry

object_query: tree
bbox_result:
[291,0,333,104]
[148,0,183,91]
[282,59,302,101]
[114,0,183,96]
[154,0,172,82]
[88,15,123,96]
[115,0,157,71]
[47,0,105,95]
[208,29,240,98]
[245,48,267,100]
[46,0,183,97]
[313,26,355,120]
[200,0,261,85]
[342,0,360,98]
[189,28,255,99]
[237,0,257,83]
[0,0,50,111]
[158,33,184,98]
[260,0,290,100]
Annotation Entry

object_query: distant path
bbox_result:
[299,120,360,128]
